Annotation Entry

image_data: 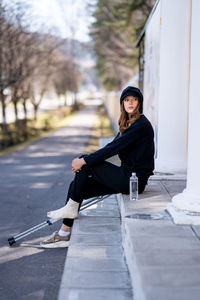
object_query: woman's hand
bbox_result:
[72,158,86,173]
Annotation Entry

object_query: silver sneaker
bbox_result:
[40,231,70,248]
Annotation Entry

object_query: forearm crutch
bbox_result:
[8,194,110,246]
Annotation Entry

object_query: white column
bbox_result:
[167,0,200,225]
[155,0,190,174]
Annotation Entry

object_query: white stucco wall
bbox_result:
[144,0,190,173]
[143,1,161,159]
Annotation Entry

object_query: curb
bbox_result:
[116,178,200,300]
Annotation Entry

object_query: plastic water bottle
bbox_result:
[130,172,138,201]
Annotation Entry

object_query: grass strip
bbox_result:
[0,104,84,157]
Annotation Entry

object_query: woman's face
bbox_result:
[123,96,139,114]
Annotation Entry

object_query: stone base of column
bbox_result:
[167,189,200,225]
[167,203,200,225]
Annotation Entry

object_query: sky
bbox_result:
[5,0,96,42]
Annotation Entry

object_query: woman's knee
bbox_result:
[76,164,91,176]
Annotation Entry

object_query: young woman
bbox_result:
[40,86,155,248]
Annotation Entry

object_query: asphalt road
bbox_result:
[0,104,98,300]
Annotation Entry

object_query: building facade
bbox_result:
[137,0,200,224]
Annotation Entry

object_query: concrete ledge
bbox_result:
[58,196,133,300]
[149,172,187,181]
[117,180,200,300]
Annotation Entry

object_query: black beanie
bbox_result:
[120,86,143,113]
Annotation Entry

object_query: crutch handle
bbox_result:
[8,236,16,246]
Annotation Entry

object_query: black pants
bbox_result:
[62,161,149,227]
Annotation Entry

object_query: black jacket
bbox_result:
[80,114,155,177]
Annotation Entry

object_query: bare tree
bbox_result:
[0,1,36,132]
[0,0,82,147]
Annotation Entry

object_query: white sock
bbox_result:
[47,198,79,220]
[58,229,71,237]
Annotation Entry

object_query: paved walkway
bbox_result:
[0,105,98,300]
[58,194,133,300]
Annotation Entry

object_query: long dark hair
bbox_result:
[118,99,141,134]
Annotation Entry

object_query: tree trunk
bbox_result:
[13,100,19,124]
[72,92,79,110]
[0,89,8,135]
[22,99,27,120]
[22,99,28,139]
[34,104,38,121]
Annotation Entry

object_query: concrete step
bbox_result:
[58,196,133,300]
[117,179,200,300]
